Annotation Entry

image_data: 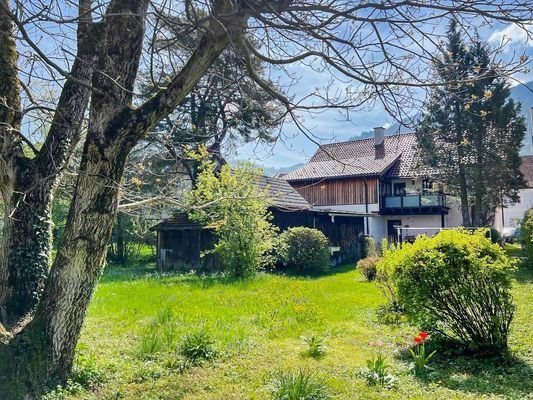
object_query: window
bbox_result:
[393,182,406,196]
[422,179,433,195]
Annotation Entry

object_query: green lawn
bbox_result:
[60,259,533,400]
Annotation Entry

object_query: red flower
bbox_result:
[414,335,423,344]
[419,332,429,340]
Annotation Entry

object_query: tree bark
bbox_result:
[0,0,247,396]
[0,0,95,327]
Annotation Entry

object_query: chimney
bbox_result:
[374,126,385,147]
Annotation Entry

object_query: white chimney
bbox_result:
[374,126,385,146]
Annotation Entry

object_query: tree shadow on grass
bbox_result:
[394,342,533,399]
[100,263,253,289]
[273,263,354,280]
[433,353,533,399]
[513,263,533,284]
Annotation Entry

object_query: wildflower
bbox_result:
[419,332,429,340]
[377,340,384,347]
[484,89,493,99]
[464,103,471,111]
[369,341,375,347]
[414,335,423,344]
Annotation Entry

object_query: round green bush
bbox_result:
[356,256,381,281]
[377,229,515,353]
[278,227,331,273]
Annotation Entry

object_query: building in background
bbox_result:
[282,128,463,242]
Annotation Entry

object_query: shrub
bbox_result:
[487,228,502,245]
[521,209,533,265]
[356,256,381,281]
[188,150,277,278]
[178,330,217,363]
[270,369,329,400]
[361,235,377,257]
[278,227,331,273]
[378,229,515,353]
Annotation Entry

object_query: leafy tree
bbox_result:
[416,20,527,226]
[187,149,276,277]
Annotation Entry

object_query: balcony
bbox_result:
[381,193,448,215]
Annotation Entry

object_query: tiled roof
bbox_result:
[150,213,202,231]
[151,176,311,230]
[521,155,533,188]
[284,133,428,181]
[258,176,311,210]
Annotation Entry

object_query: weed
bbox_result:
[178,330,217,363]
[301,335,327,358]
[269,369,330,400]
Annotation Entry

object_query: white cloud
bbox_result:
[488,22,533,47]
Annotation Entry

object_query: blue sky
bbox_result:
[236,21,533,168]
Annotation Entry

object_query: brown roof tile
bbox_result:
[284,133,429,181]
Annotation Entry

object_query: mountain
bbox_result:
[263,163,305,177]
[349,81,533,153]
[510,81,533,155]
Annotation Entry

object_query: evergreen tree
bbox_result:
[416,20,526,226]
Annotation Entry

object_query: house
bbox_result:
[493,155,533,231]
[151,175,367,271]
[281,128,463,242]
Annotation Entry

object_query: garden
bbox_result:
[44,229,533,400]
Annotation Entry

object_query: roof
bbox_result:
[150,213,202,231]
[521,155,533,188]
[258,175,311,210]
[283,133,430,181]
[151,176,311,231]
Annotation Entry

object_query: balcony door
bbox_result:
[387,219,402,242]
[393,182,406,196]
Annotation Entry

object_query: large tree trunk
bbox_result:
[0,0,94,327]
[0,1,244,397]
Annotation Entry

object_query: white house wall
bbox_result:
[494,188,533,230]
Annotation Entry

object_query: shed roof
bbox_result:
[151,175,311,231]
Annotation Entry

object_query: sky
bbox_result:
[236,21,533,169]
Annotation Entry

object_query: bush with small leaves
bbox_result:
[278,227,331,273]
[356,256,381,281]
[378,229,515,353]
[178,330,217,364]
[270,369,329,400]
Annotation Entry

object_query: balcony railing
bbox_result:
[383,193,446,209]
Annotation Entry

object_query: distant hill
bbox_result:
[349,81,533,153]
[511,81,533,154]
[263,163,304,177]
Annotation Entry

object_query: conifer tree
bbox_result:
[416,20,526,226]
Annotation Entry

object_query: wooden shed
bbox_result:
[151,176,366,272]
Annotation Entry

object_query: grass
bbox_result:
[60,256,533,399]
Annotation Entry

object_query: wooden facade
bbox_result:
[155,208,365,272]
[291,177,379,206]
